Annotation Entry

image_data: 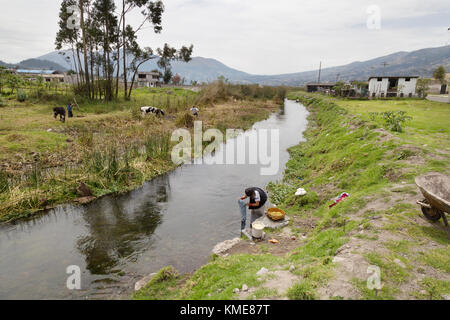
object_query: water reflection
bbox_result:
[76,177,169,275]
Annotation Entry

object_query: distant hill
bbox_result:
[246,45,450,86]
[0,58,67,71]
[37,51,252,83]
[0,60,16,68]
[31,44,450,85]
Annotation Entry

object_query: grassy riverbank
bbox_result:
[0,85,282,222]
[133,93,449,300]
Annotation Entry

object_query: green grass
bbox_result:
[365,252,410,285]
[0,130,68,155]
[335,99,449,152]
[250,287,279,300]
[0,87,279,222]
[133,92,449,301]
[352,278,397,300]
[419,248,450,273]
[132,266,183,300]
[286,281,318,300]
[414,277,450,300]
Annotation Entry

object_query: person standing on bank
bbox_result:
[67,103,74,118]
[190,106,199,117]
[238,187,268,231]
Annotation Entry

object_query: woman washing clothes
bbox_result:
[238,187,268,232]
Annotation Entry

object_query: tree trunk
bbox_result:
[105,12,112,101]
[71,46,80,86]
[122,0,128,100]
[79,0,92,99]
[87,4,95,98]
[115,46,121,98]
[76,47,84,85]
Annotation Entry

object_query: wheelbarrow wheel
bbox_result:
[421,206,442,222]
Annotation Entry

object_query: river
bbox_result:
[0,99,308,299]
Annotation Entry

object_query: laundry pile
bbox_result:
[329,192,350,208]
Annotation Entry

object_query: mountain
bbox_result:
[31,45,450,85]
[0,60,16,68]
[37,51,252,83]
[18,59,68,71]
[247,45,450,86]
[0,58,67,71]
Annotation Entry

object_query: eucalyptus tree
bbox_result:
[433,66,447,85]
[55,0,193,101]
[118,0,164,99]
[157,43,194,84]
[92,0,119,100]
[79,0,92,98]
[55,0,83,87]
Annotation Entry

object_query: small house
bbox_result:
[306,82,336,93]
[136,71,160,88]
[368,76,419,98]
[16,69,66,83]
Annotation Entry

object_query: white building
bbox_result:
[136,71,160,88]
[368,76,419,98]
[17,69,64,82]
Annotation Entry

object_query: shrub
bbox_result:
[370,111,412,133]
[16,90,27,102]
[145,133,171,160]
[130,106,142,121]
[0,170,9,193]
[153,266,179,283]
[78,130,94,148]
[287,282,317,300]
[195,80,290,105]
[0,96,6,107]
[295,191,319,207]
[267,182,295,205]
[175,112,194,128]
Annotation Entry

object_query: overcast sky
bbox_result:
[0,0,449,74]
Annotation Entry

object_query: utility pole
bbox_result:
[318,61,322,84]
[381,62,389,77]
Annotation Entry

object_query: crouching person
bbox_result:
[238,187,268,232]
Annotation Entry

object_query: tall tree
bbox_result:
[92,0,118,100]
[56,0,82,87]
[157,43,193,84]
[79,0,92,98]
[55,0,192,101]
[433,66,447,85]
[172,74,181,86]
[119,0,164,99]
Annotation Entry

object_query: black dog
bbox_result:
[53,107,66,123]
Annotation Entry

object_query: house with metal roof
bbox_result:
[16,69,67,83]
[368,76,419,98]
[306,82,336,93]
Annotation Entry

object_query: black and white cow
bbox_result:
[141,106,165,117]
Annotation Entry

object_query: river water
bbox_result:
[0,99,308,299]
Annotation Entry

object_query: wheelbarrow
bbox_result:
[415,173,450,231]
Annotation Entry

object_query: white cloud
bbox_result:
[0,0,449,73]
